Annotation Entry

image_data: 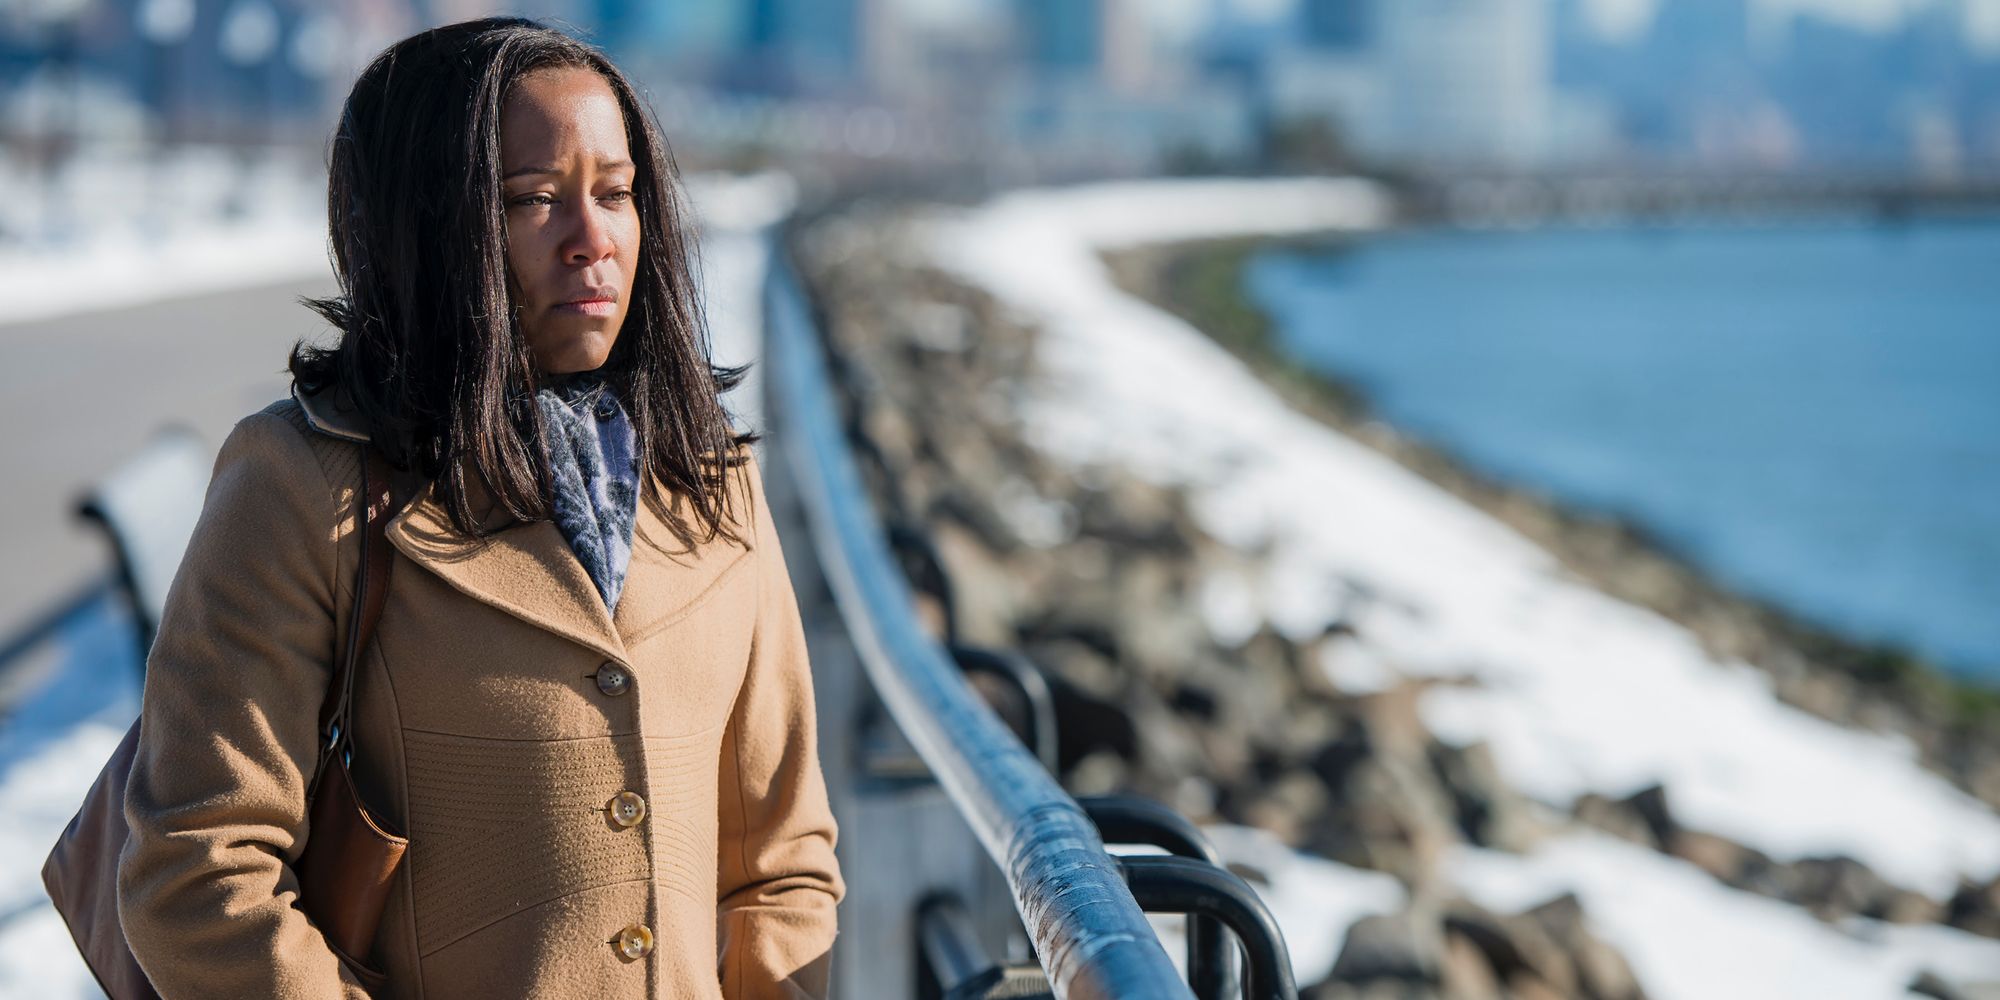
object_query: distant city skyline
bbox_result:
[887,0,2000,52]
[4,0,1999,176]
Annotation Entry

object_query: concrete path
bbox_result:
[0,273,338,643]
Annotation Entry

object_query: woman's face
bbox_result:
[499,65,640,375]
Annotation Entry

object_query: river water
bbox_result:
[1247,215,2000,679]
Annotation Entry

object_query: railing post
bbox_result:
[951,645,1060,775]
[1080,795,1239,1000]
[1116,856,1297,1000]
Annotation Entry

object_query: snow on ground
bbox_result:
[918,176,2000,992]
[0,147,796,333]
[1448,832,2000,1000]
[0,597,140,1000]
[0,146,332,327]
[0,212,330,327]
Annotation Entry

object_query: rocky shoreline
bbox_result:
[786,198,2000,999]
[1095,233,2000,813]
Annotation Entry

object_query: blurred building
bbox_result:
[1261,0,1571,169]
[1017,0,1095,78]
[0,0,397,145]
[1377,0,1553,166]
[741,0,860,90]
[1301,0,1369,52]
[1003,0,1257,172]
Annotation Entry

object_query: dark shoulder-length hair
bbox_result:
[291,15,756,548]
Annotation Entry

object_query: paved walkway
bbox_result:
[0,273,338,644]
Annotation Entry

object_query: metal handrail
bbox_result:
[762,227,1195,1000]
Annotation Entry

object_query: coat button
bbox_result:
[615,923,654,961]
[608,791,647,829]
[593,662,631,697]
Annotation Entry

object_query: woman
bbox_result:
[114,17,843,999]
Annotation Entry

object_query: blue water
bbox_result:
[1247,217,2000,679]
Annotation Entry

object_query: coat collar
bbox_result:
[293,381,371,443]
[291,382,754,663]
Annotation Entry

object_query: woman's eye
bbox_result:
[511,193,555,208]
[600,190,633,204]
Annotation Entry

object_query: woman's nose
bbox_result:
[563,204,617,265]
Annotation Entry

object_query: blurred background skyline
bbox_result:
[8,0,2000,193]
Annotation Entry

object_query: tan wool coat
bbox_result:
[114,387,844,999]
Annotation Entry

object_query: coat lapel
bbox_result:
[384,466,755,663]
[609,487,755,645]
[386,476,629,664]
[300,382,757,662]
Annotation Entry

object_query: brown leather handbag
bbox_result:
[41,443,411,998]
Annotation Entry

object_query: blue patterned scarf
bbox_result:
[532,369,640,614]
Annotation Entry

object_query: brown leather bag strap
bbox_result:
[312,444,399,784]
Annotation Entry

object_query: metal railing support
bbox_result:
[1116,856,1296,1000]
[919,895,1061,999]
[951,645,1060,775]
[888,521,961,645]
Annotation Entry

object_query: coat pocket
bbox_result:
[328,935,390,993]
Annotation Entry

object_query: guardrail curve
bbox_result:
[761,224,1199,1000]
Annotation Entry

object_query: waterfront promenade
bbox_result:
[0,274,336,662]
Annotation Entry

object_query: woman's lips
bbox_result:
[555,298,617,317]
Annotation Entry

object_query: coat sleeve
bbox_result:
[116,411,377,999]
[716,449,846,1000]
